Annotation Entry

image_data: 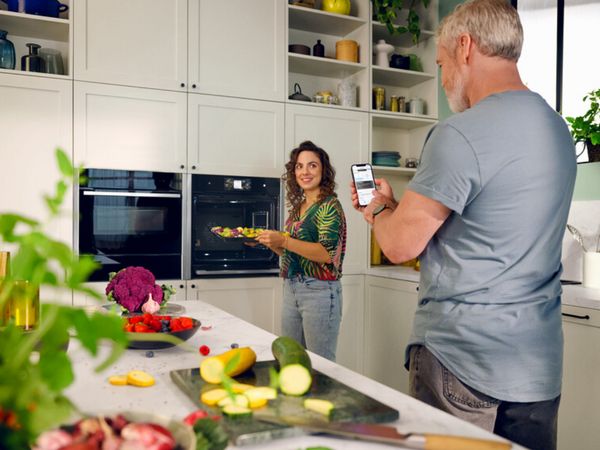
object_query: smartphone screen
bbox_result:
[351,164,376,206]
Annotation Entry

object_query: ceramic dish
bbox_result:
[288,44,310,55]
[126,318,200,350]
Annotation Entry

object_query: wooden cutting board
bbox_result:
[170,360,399,446]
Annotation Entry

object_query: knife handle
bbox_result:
[424,434,512,450]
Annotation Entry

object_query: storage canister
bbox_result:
[335,39,358,62]
[373,87,385,110]
[390,95,399,112]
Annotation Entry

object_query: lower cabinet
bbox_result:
[336,275,365,373]
[558,305,600,450]
[364,275,419,394]
[186,277,283,334]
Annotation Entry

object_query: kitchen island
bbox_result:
[65,300,522,449]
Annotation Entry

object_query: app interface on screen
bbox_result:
[353,166,375,205]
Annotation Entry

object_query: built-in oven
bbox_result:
[191,174,280,277]
[78,169,183,282]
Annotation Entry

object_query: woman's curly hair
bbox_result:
[283,141,337,214]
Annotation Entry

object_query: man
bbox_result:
[351,1,576,449]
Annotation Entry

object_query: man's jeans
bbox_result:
[409,345,560,450]
[282,276,342,361]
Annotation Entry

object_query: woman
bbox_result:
[256,141,346,361]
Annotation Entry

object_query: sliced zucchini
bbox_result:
[217,394,249,408]
[200,388,228,406]
[222,404,253,419]
[231,383,254,394]
[126,370,155,387]
[304,398,334,416]
[279,363,312,396]
[243,387,277,409]
[272,336,312,371]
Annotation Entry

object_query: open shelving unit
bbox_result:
[0,2,71,78]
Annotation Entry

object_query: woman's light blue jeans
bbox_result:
[282,275,343,362]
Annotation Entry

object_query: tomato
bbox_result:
[134,323,152,333]
[183,409,208,426]
[179,317,193,330]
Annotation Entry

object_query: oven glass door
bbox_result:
[192,196,279,275]
[79,191,182,281]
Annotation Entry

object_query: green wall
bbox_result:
[437,0,600,201]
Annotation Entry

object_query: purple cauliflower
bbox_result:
[105,266,164,313]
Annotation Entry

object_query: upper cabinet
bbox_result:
[73,0,285,101]
[73,0,188,91]
[0,0,71,79]
[287,2,370,111]
[189,0,285,101]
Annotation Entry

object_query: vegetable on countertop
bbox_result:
[271,336,312,372]
[279,364,312,396]
[304,398,335,416]
[200,347,257,384]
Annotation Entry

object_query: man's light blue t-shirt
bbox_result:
[406,90,577,402]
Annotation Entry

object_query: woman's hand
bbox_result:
[255,230,287,250]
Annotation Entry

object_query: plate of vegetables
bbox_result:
[123,313,201,349]
[210,226,264,242]
[35,411,196,450]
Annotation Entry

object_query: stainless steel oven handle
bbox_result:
[83,191,181,198]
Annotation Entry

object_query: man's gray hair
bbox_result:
[436,0,523,62]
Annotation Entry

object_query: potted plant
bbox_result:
[0,149,128,449]
[371,0,431,45]
[566,88,600,163]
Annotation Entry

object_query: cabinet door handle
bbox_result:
[180,82,185,88]
[180,164,185,169]
[190,284,196,289]
[179,284,185,289]
[192,165,197,170]
[562,312,591,320]
[192,84,197,89]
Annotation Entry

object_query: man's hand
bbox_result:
[349,178,396,224]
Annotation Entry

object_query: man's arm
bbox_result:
[372,189,451,263]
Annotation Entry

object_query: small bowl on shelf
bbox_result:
[289,44,310,55]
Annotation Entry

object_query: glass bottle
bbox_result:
[0,30,16,70]
[313,39,325,57]
[21,43,45,73]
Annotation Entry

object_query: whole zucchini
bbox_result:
[271,336,312,372]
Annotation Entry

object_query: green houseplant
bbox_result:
[371,0,431,44]
[566,88,600,162]
[0,149,128,449]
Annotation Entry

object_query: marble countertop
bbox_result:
[367,266,600,310]
[65,300,522,450]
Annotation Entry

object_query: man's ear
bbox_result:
[457,33,473,64]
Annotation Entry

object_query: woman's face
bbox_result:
[294,150,322,194]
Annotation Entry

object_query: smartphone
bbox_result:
[351,163,376,207]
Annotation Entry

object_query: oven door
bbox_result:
[79,190,182,281]
[192,195,279,276]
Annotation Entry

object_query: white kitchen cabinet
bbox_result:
[558,304,600,450]
[336,275,365,373]
[73,0,285,101]
[73,81,187,172]
[189,0,285,101]
[188,94,285,177]
[285,103,369,275]
[186,277,283,334]
[0,73,73,304]
[73,0,188,91]
[364,275,419,394]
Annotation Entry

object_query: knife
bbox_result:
[255,415,512,450]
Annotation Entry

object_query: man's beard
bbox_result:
[447,70,469,113]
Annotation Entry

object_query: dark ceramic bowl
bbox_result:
[289,44,310,55]
[126,318,201,350]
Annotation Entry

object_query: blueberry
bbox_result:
[230,343,239,349]
[145,351,154,358]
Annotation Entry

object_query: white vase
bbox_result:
[374,39,394,67]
